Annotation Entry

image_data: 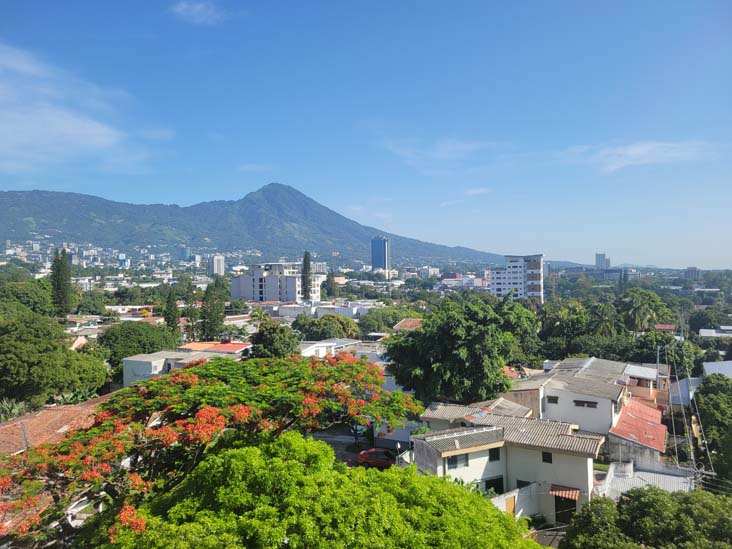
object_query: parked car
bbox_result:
[357,447,396,469]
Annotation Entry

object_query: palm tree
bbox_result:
[250,307,270,331]
[590,303,617,337]
[623,293,657,337]
[0,398,30,422]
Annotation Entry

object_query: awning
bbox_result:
[549,484,581,500]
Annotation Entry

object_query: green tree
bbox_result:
[323,270,340,298]
[76,290,109,316]
[358,306,423,337]
[200,277,226,341]
[0,278,53,315]
[163,291,180,331]
[250,306,270,330]
[619,288,672,336]
[88,432,537,549]
[99,321,180,368]
[251,319,301,358]
[51,248,75,316]
[0,309,106,406]
[386,296,513,403]
[589,302,619,337]
[560,497,636,549]
[689,307,728,333]
[292,313,359,340]
[561,488,732,549]
[301,250,312,301]
[696,374,732,479]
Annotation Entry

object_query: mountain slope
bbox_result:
[0,183,504,264]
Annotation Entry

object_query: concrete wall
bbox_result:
[606,434,660,467]
[491,483,539,519]
[500,389,542,419]
[541,387,615,434]
[439,446,506,488]
[122,358,165,387]
[505,446,593,523]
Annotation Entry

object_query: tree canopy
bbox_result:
[560,487,732,549]
[0,309,106,406]
[50,248,75,317]
[0,355,422,543]
[357,306,423,336]
[98,321,180,368]
[251,319,301,358]
[386,295,515,403]
[695,374,732,481]
[0,279,53,316]
[292,313,359,340]
[81,432,537,549]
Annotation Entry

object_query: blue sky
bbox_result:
[0,1,730,268]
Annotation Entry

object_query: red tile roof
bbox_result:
[393,318,423,331]
[654,324,676,332]
[503,366,520,379]
[207,342,252,353]
[0,394,115,455]
[609,398,667,453]
[549,484,581,500]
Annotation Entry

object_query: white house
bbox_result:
[403,415,604,524]
[502,357,667,466]
[122,350,222,387]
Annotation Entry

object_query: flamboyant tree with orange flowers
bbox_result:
[0,354,422,543]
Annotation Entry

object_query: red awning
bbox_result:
[549,484,581,500]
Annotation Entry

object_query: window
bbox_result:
[484,476,504,495]
[542,452,553,464]
[573,400,598,409]
[488,447,501,462]
[547,396,559,404]
[447,454,469,470]
[516,479,531,489]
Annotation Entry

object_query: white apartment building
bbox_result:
[230,263,326,303]
[485,254,544,303]
[207,254,225,277]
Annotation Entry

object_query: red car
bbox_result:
[357,447,396,469]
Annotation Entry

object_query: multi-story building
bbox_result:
[486,254,544,303]
[311,261,328,274]
[684,267,702,281]
[207,254,225,277]
[230,263,326,303]
[595,253,611,270]
[371,236,390,278]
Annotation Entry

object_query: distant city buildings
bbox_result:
[485,254,545,303]
[230,263,326,303]
[684,267,703,281]
[371,236,391,279]
[207,254,225,277]
[595,253,611,270]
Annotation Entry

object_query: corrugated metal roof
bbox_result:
[547,371,625,401]
[422,403,482,421]
[624,364,657,380]
[550,484,581,500]
[609,399,667,452]
[703,361,732,377]
[468,413,604,457]
[414,426,504,452]
[603,465,693,500]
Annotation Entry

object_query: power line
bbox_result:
[679,342,716,475]
[667,347,695,470]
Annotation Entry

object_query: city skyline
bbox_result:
[0,2,730,268]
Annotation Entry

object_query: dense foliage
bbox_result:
[560,487,732,549]
[385,294,535,403]
[292,313,359,340]
[357,306,423,336]
[0,309,107,406]
[251,319,301,358]
[0,279,53,316]
[0,355,421,543]
[81,432,537,549]
[695,374,732,482]
[98,322,180,368]
[50,249,75,316]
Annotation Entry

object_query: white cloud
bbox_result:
[383,137,496,175]
[237,163,273,172]
[439,199,464,208]
[563,141,715,172]
[170,1,228,25]
[0,42,149,174]
[464,186,491,196]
